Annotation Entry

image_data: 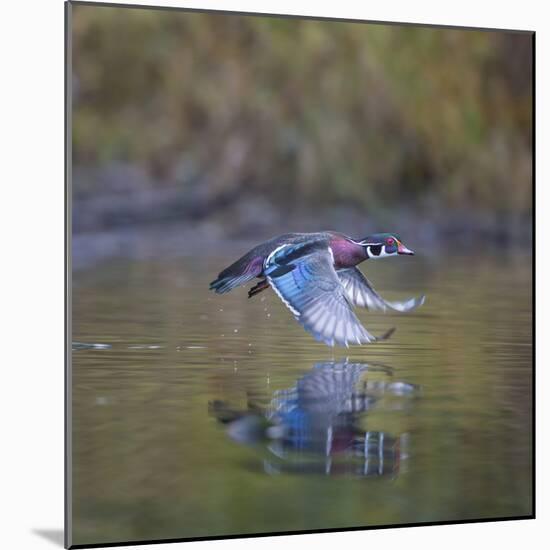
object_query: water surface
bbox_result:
[71,250,532,545]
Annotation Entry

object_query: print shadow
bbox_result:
[32,529,64,547]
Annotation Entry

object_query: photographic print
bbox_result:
[66,2,534,547]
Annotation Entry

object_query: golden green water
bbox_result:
[71,251,532,546]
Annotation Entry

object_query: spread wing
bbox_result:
[338,267,425,312]
[265,242,385,347]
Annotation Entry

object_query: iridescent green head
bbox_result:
[358,233,415,259]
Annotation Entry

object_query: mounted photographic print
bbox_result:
[65,1,534,548]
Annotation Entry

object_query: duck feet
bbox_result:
[248,279,270,298]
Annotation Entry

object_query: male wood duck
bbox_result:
[210,232,425,347]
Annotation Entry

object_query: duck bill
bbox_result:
[397,243,415,255]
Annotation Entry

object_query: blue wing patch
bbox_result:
[265,243,382,347]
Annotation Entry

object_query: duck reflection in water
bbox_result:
[210,360,419,478]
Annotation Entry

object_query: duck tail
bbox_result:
[210,252,265,294]
[209,273,252,294]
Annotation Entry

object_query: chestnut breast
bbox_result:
[329,236,366,269]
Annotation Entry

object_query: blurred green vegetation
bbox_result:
[71,5,532,224]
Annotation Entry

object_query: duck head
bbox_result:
[358,233,415,259]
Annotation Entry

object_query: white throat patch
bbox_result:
[366,245,395,259]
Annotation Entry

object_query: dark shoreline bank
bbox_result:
[72,194,532,271]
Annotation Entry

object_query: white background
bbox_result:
[1,0,545,548]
